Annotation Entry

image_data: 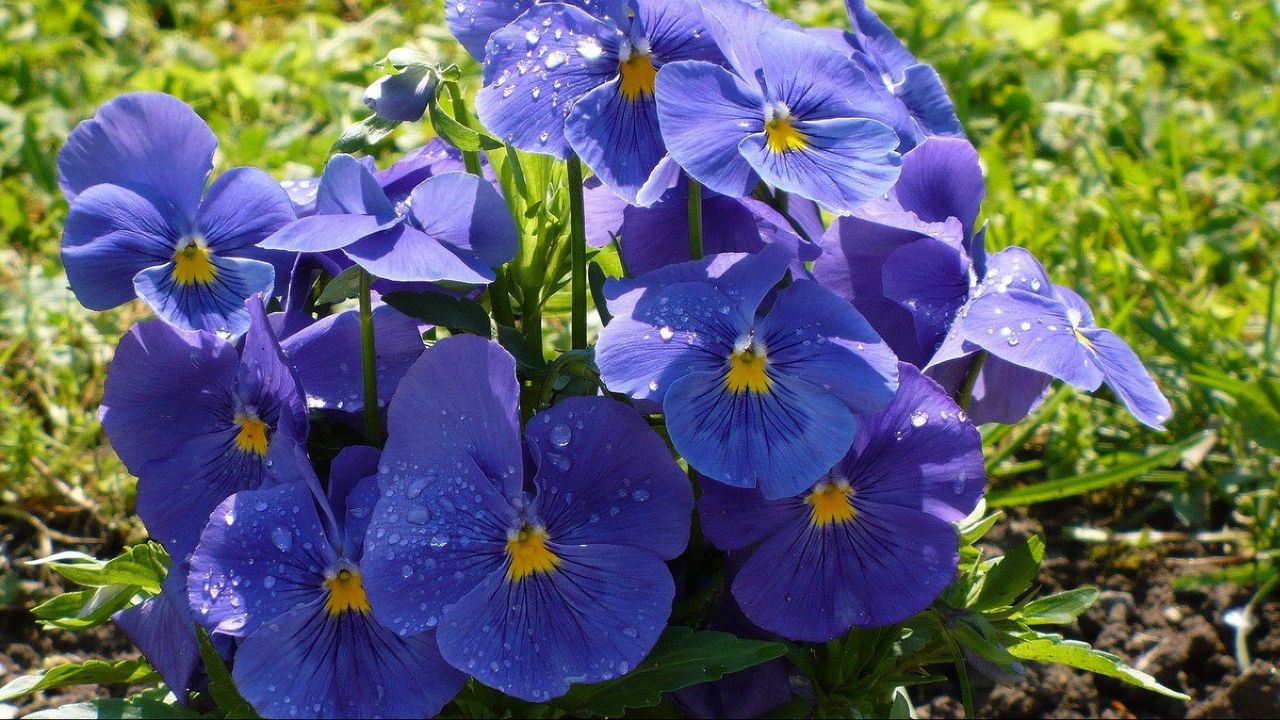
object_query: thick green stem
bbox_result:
[358,269,382,445]
[958,351,988,411]
[567,156,588,350]
[687,177,703,260]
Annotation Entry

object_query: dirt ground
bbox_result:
[2,510,1276,718]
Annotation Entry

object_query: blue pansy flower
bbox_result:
[809,0,964,149]
[447,0,631,61]
[699,364,985,640]
[58,92,296,335]
[595,245,899,498]
[360,336,693,701]
[474,0,725,204]
[655,0,902,214]
[100,296,312,562]
[583,174,818,276]
[260,152,516,284]
[926,246,1174,429]
[187,447,466,718]
[815,137,985,365]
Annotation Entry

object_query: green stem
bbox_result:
[940,626,976,719]
[447,83,483,177]
[490,269,515,328]
[1235,571,1280,669]
[567,156,588,350]
[957,351,988,411]
[687,177,703,260]
[358,269,382,446]
[506,144,530,201]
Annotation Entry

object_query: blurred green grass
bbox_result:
[1,0,1277,557]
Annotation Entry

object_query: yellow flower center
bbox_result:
[233,415,270,456]
[726,345,771,394]
[805,480,857,528]
[324,568,372,616]
[505,525,561,581]
[619,52,657,101]
[172,239,217,286]
[765,116,809,154]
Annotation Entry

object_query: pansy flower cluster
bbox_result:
[49,1,1177,718]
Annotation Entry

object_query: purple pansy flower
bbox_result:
[58,92,296,335]
[260,150,515,284]
[187,447,466,718]
[926,247,1174,429]
[475,0,724,204]
[583,175,818,276]
[360,336,693,701]
[447,0,631,61]
[595,245,899,498]
[699,364,984,641]
[814,136,985,366]
[100,296,311,562]
[810,0,963,149]
[655,1,902,214]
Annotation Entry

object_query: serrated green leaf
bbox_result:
[316,266,364,306]
[1009,632,1189,700]
[47,543,169,594]
[382,290,491,337]
[197,628,258,718]
[986,432,1208,506]
[556,627,787,717]
[24,697,206,719]
[973,535,1044,610]
[1022,587,1099,625]
[31,585,141,630]
[0,659,158,701]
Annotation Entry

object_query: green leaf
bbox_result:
[197,628,258,718]
[958,510,1003,547]
[31,585,141,630]
[316,266,364,306]
[587,261,612,326]
[1009,632,1189,700]
[382,291,492,337]
[1172,561,1280,590]
[0,659,158,702]
[888,686,917,719]
[497,324,547,371]
[1022,587,1099,625]
[24,698,206,719]
[973,535,1044,610]
[332,115,399,153]
[45,543,169,594]
[555,627,787,717]
[429,98,502,152]
[986,432,1209,506]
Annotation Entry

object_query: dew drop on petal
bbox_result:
[271,526,293,552]
[910,410,928,427]
[550,424,572,447]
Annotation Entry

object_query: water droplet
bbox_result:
[263,575,276,589]
[631,489,650,502]
[271,526,293,552]
[550,424,572,447]
[658,326,674,342]
[545,50,569,68]
[401,564,414,578]
[910,411,928,427]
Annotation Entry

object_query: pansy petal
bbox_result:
[973,246,1053,299]
[610,188,765,275]
[345,223,495,285]
[364,65,437,122]
[112,571,199,698]
[527,397,693,559]
[881,236,970,354]
[843,0,917,76]
[838,364,984,522]
[381,335,524,495]
[196,168,296,253]
[758,28,898,123]
[1052,284,1097,327]
[281,305,424,413]
[965,355,1054,425]
[436,544,674,702]
[962,289,1104,391]
[596,281,745,402]
[476,3,621,158]
[58,92,214,216]
[100,319,238,473]
[237,296,308,441]
[897,64,963,137]
[375,139,469,203]
[637,0,725,64]
[187,482,334,638]
[665,369,859,498]
[258,213,395,253]
[741,116,901,215]
[655,60,764,198]
[447,0,629,61]
[698,482,795,551]
[756,279,899,415]
[1078,327,1173,430]
[408,171,518,269]
[61,183,184,311]
[893,137,984,239]
[314,153,397,218]
[566,79,666,204]
[133,255,275,335]
[732,504,959,639]
[363,453,513,637]
[698,0,800,80]
[233,603,465,719]
[606,244,793,322]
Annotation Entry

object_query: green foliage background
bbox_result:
[1,0,1277,593]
